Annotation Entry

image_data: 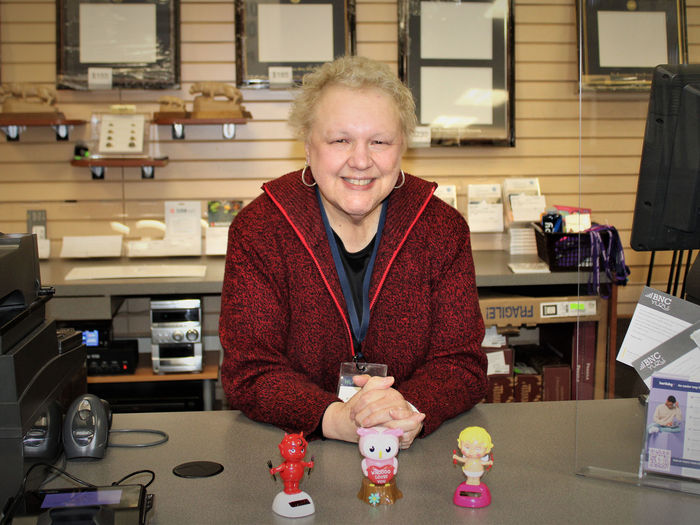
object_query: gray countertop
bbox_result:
[46,399,700,524]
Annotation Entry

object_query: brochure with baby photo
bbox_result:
[643,374,700,481]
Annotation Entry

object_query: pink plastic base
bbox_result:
[453,482,491,508]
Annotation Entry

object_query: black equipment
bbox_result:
[0,233,86,509]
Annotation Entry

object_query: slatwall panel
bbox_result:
[1,0,699,327]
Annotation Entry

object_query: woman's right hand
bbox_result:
[322,375,424,446]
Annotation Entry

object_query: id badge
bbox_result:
[337,362,388,402]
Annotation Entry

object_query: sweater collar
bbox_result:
[263,169,437,296]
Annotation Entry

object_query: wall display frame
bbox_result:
[398,0,515,147]
[234,0,356,88]
[577,0,687,91]
[56,0,180,90]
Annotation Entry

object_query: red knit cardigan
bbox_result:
[219,170,486,437]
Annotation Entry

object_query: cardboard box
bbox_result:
[516,342,572,402]
[479,293,599,327]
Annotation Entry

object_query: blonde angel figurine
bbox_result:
[452,426,494,508]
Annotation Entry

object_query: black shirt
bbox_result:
[332,230,376,352]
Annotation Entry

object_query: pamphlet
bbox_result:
[434,185,457,209]
[467,184,503,232]
[207,200,243,227]
[617,287,700,370]
[631,321,700,388]
[643,374,700,481]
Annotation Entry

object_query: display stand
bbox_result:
[575,397,700,495]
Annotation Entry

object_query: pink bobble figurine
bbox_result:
[357,426,404,505]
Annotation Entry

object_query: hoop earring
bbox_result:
[301,165,316,187]
[394,170,405,189]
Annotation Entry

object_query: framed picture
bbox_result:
[398,0,515,147]
[578,0,688,91]
[235,0,356,88]
[56,0,180,90]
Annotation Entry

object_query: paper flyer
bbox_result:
[644,375,700,481]
[632,322,700,388]
[617,287,700,367]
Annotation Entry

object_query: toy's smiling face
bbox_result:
[460,440,488,459]
[279,433,307,461]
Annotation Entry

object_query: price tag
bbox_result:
[88,68,113,90]
[409,126,431,148]
[268,66,293,87]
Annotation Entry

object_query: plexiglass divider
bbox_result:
[574,0,700,495]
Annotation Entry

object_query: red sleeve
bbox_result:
[218,207,339,435]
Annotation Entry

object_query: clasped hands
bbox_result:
[322,375,425,449]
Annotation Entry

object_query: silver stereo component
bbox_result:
[150,298,202,373]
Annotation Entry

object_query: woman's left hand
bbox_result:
[350,375,425,449]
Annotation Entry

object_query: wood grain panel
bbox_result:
[1,0,699,326]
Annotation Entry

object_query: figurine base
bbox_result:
[357,476,403,506]
[453,482,491,508]
[272,490,315,518]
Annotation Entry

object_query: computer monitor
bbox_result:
[630,64,700,252]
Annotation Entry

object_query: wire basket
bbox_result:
[533,223,594,272]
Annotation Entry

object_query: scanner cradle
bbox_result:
[62,394,112,461]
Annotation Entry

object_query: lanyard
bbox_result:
[316,188,388,361]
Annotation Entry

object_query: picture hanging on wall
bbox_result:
[234,0,356,88]
[577,0,688,91]
[398,0,515,147]
[56,0,180,90]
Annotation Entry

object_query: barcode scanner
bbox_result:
[62,393,112,461]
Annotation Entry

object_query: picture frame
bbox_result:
[398,0,515,147]
[56,0,180,90]
[577,0,688,91]
[234,0,356,88]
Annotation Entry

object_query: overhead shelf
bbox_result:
[0,113,86,141]
[71,157,169,179]
[151,115,250,139]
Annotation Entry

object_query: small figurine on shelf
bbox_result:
[0,83,58,114]
[157,95,187,116]
[268,432,315,518]
[189,81,251,119]
[357,426,404,506]
[452,426,494,508]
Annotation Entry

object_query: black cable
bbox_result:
[0,462,96,525]
[39,453,67,488]
[111,470,156,489]
[23,462,97,490]
[108,428,169,448]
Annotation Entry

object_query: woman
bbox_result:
[219,56,486,448]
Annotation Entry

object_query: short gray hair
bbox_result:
[288,55,417,146]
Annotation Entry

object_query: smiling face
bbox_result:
[279,433,307,461]
[305,85,404,233]
[460,440,489,459]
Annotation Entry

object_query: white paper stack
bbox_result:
[508,226,538,255]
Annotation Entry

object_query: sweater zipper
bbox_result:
[265,186,436,357]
